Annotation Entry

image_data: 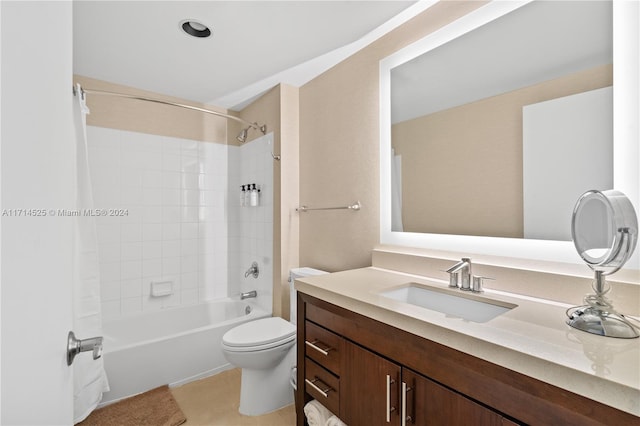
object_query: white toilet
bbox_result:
[222,267,328,416]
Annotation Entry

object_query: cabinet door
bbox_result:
[402,369,506,426]
[342,341,402,426]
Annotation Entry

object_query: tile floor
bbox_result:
[171,368,296,425]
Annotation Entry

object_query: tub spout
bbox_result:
[245,261,259,278]
[241,290,257,300]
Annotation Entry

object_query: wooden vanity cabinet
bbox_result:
[296,292,638,426]
[341,341,507,426]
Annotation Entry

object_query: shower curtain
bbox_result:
[391,148,404,232]
[72,84,109,423]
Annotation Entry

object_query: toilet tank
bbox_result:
[289,267,328,324]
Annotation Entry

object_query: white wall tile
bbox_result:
[162,257,181,276]
[162,240,181,258]
[121,279,142,299]
[89,127,272,319]
[101,300,121,320]
[142,258,162,278]
[121,223,142,242]
[181,223,199,239]
[181,272,198,289]
[142,170,162,188]
[121,260,142,280]
[121,297,143,316]
[142,241,162,259]
[121,242,142,261]
[142,223,162,241]
[162,171,181,189]
[99,243,120,263]
[100,262,121,283]
[162,223,181,240]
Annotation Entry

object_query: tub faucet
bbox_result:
[245,261,259,278]
[241,290,257,300]
[446,257,472,291]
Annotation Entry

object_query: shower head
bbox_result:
[236,123,267,144]
[236,127,249,143]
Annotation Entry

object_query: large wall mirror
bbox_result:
[380,0,639,267]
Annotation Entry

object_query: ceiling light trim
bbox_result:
[180,19,212,38]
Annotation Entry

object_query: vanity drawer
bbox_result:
[305,321,342,375]
[305,358,340,416]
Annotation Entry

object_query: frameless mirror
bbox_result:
[567,190,639,338]
[380,0,639,265]
[391,0,612,240]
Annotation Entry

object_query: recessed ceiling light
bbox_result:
[180,19,211,38]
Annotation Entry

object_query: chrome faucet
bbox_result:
[244,261,259,278]
[446,257,472,291]
[240,290,257,300]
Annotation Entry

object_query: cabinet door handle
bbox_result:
[401,382,413,426]
[305,339,333,356]
[305,377,333,398]
[386,374,396,422]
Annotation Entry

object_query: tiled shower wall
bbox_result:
[229,133,274,313]
[87,126,273,320]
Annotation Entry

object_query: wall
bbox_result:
[74,75,227,143]
[299,1,485,271]
[76,76,293,319]
[86,126,275,320]
[392,65,612,237]
[87,127,231,318]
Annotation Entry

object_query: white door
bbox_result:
[1,1,76,424]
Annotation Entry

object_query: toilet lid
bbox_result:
[222,317,296,348]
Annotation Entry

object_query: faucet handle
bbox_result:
[439,269,459,288]
[447,271,459,288]
[471,275,494,293]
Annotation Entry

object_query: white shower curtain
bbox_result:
[72,84,109,423]
[391,148,404,232]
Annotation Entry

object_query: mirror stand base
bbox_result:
[566,297,640,339]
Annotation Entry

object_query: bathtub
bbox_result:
[100,298,269,405]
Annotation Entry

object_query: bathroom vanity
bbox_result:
[294,256,640,425]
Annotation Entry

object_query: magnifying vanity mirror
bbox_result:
[567,190,639,338]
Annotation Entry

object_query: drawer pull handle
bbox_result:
[305,377,333,398]
[305,340,333,356]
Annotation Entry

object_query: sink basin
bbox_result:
[379,283,516,323]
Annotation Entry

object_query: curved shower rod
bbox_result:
[73,85,268,138]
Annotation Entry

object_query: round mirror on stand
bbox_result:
[567,190,639,338]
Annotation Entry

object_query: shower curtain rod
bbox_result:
[72,85,267,133]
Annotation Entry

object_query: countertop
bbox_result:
[295,266,640,417]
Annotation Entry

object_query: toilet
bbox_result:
[222,267,328,416]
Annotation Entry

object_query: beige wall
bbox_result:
[74,75,227,143]
[393,64,613,237]
[299,1,486,271]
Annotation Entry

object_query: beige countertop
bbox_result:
[295,266,640,417]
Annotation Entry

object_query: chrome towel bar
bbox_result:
[296,201,361,212]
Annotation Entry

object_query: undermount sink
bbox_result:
[379,283,517,323]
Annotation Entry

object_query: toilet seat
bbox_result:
[222,317,296,352]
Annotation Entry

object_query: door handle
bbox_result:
[401,381,413,426]
[67,331,103,366]
[386,374,397,422]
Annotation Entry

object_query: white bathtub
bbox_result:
[100,298,269,405]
